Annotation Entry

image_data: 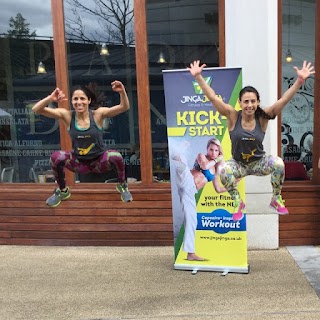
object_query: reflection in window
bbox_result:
[281,0,315,180]
[63,0,139,183]
[146,0,219,182]
[0,4,55,183]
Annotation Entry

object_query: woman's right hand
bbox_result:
[187,60,206,77]
[49,88,67,103]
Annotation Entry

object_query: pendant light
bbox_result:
[157,52,166,64]
[100,43,110,56]
[37,61,47,74]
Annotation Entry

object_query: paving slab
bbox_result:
[0,246,319,320]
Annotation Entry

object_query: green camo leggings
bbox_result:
[219,155,285,201]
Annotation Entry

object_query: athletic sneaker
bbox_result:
[116,182,133,202]
[46,187,71,208]
[270,195,289,215]
[233,199,245,221]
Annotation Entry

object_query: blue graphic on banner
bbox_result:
[197,210,246,233]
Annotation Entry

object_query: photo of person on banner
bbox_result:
[191,137,226,193]
[188,60,315,222]
[171,150,203,261]
[171,138,226,261]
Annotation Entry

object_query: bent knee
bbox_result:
[218,162,233,176]
[50,150,64,161]
[273,157,285,169]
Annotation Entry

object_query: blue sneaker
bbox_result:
[116,182,133,202]
[46,187,71,207]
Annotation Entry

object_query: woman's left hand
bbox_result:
[111,80,125,93]
[294,61,315,81]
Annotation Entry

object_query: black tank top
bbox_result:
[68,110,106,160]
[229,111,265,163]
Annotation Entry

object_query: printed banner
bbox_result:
[163,67,249,274]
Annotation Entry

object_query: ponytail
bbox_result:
[256,106,276,120]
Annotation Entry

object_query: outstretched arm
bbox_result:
[264,61,315,117]
[187,60,236,118]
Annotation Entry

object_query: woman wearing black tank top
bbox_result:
[188,60,315,221]
[32,80,133,207]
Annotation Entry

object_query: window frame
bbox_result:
[278,0,320,185]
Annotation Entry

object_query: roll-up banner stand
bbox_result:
[163,67,249,274]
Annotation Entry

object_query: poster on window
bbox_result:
[281,75,314,178]
[163,67,249,274]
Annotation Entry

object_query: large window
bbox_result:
[146,0,219,182]
[281,0,316,181]
[63,0,140,182]
[0,4,55,183]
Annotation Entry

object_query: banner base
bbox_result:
[174,263,250,275]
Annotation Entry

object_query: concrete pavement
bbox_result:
[0,245,319,320]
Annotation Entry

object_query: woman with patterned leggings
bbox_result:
[32,80,132,207]
[188,60,315,221]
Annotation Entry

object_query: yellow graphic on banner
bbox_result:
[175,231,248,267]
[167,127,187,137]
[175,181,247,266]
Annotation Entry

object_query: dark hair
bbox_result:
[239,86,275,120]
[71,82,105,109]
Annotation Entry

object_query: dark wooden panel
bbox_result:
[285,199,320,206]
[279,214,320,222]
[279,222,320,231]
[280,238,320,246]
[0,192,171,201]
[280,207,320,214]
[0,208,173,216]
[8,231,173,239]
[0,239,174,246]
[0,184,174,246]
[0,216,172,224]
[0,231,10,238]
[280,230,320,238]
[279,184,320,246]
[0,200,172,209]
[0,223,172,232]
[1,183,320,247]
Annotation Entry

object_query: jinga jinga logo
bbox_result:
[180,77,213,104]
[192,77,212,94]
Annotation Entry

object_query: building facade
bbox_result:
[0,0,319,247]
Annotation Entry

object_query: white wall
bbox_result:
[225,0,279,249]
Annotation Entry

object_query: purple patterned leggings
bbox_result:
[50,150,125,189]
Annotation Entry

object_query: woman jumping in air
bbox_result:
[32,81,133,207]
[188,60,315,221]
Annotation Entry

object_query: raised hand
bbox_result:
[111,80,125,93]
[187,60,207,77]
[294,61,315,81]
[49,88,66,103]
